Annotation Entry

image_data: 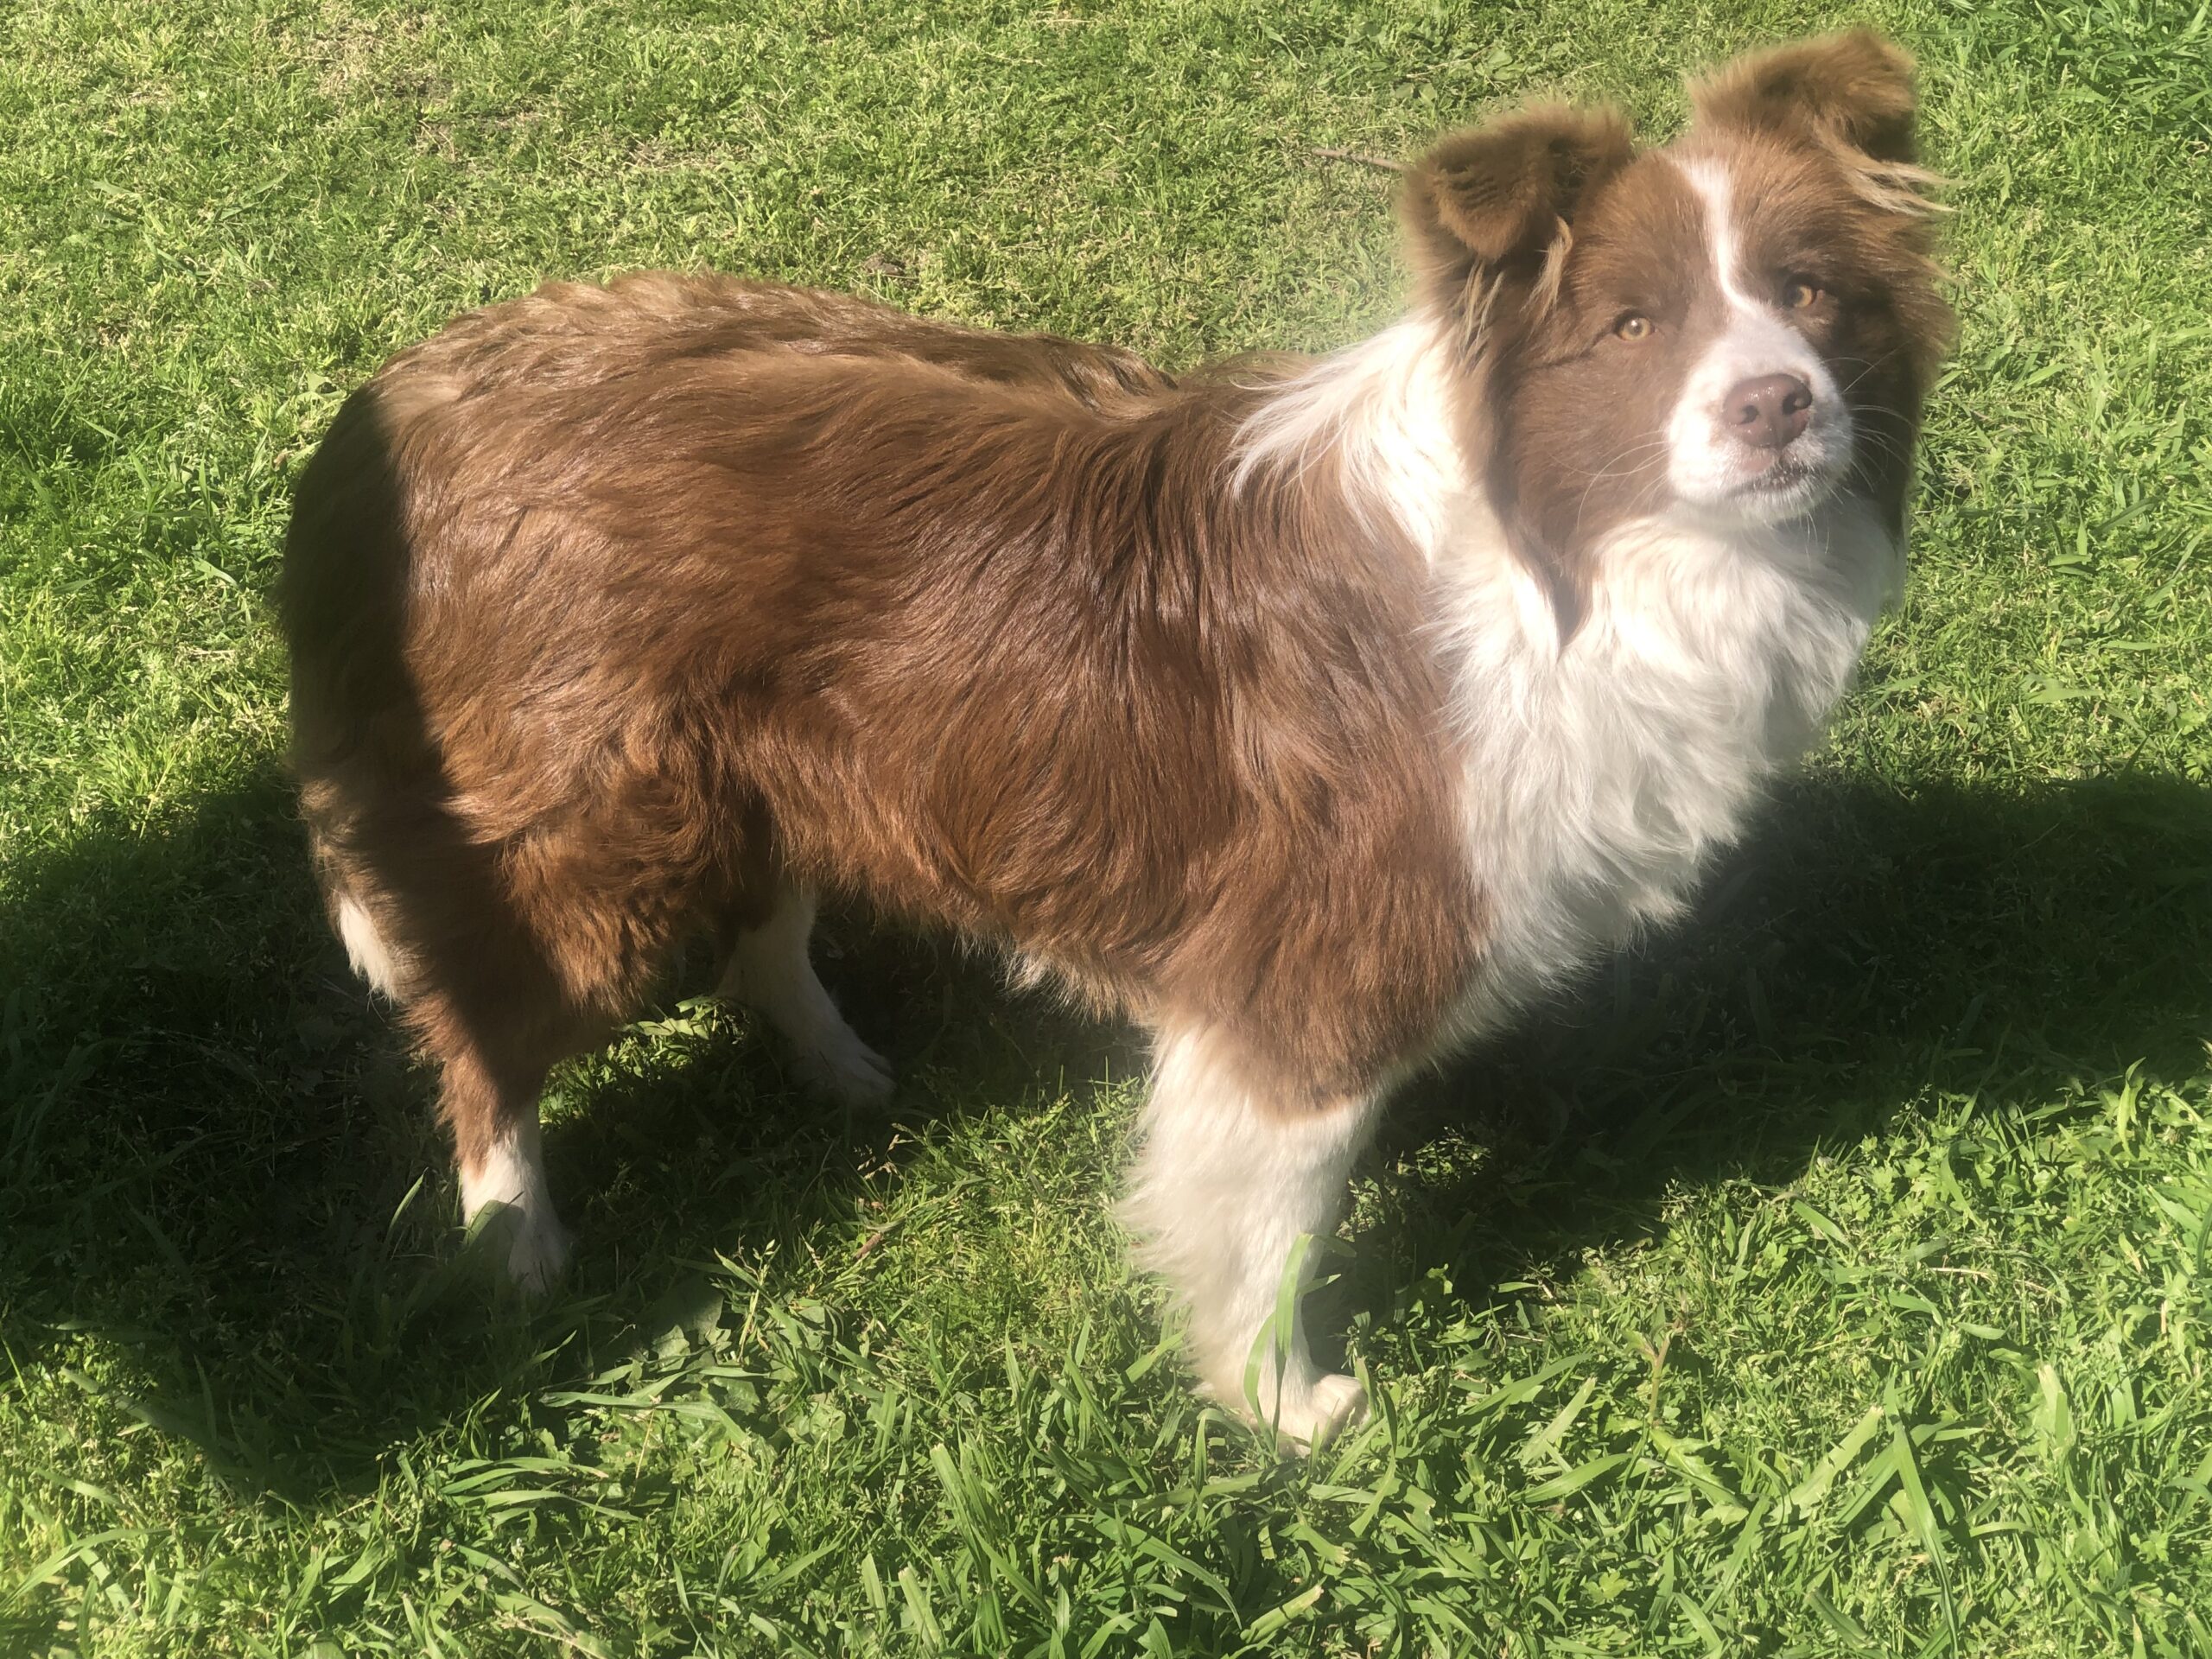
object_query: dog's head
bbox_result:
[1403,29,1950,594]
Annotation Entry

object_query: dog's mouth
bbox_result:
[1723,444,1844,518]
[1736,450,1815,491]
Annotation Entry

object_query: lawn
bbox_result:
[2,0,2209,1653]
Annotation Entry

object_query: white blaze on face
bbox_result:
[1666,158,1853,522]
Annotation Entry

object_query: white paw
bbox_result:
[1265,1372,1368,1450]
[797,1030,895,1107]
[471,1200,574,1293]
[506,1207,575,1293]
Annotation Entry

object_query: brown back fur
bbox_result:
[281,273,1484,1157]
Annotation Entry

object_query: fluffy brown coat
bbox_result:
[283,276,1484,1182]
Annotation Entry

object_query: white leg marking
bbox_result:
[1122,1027,1379,1447]
[720,889,893,1106]
[460,1114,574,1292]
[335,894,407,999]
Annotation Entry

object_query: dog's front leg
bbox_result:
[1122,1025,1380,1447]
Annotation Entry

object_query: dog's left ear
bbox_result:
[1688,28,1919,163]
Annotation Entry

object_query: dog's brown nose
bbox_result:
[1723,374,1813,450]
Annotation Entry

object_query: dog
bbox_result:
[280,29,1948,1446]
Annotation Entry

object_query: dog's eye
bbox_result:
[1613,313,1653,340]
[1782,276,1822,310]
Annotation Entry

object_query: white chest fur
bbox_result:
[1236,317,1904,1049]
[1434,498,1900,1040]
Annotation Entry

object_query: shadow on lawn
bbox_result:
[0,759,2206,1501]
[1363,766,2212,1341]
[0,766,1122,1503]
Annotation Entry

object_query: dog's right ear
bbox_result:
[1402,106,1634,312]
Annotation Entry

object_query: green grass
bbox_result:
[2,0,2209,1652]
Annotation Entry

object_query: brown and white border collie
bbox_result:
[282,32,1948,1444]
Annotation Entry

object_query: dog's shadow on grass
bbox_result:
[1,760,2207,1501]
[0,769,1129,1502]
[1354,767,2212,1363]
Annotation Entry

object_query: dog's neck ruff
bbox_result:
[1236,312,1902,1041]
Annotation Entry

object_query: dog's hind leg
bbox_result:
[1121,1024,1381,1447]
[398,918,602,1293]
[433,1027,575,1291]
[719,885,893,1106]
[308,795,613,1293]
